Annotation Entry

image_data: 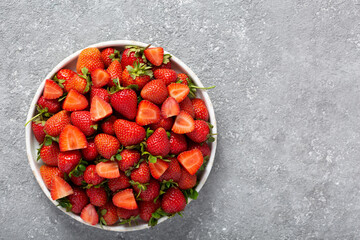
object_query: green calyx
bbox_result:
[126,62,153,80]
[148,208,175,227]
[107,78,139,95]
[129,180,149,198]
[162,54,172,64]
[108,49,121,62]
[69,159,88,178]
[52,75,66,89]
[119,215,139,226]
[78,67,92,93]
[57,197,72,212]
[182,188,199,203]
[125,45,146,58]
[176,76,215,98]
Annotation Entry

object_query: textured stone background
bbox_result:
[1,0,360,239]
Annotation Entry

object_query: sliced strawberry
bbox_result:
[50,176,74,200]
[149,159,170,179]
[172,110,195,134]
[91,68,110,88]
[136,100,160,126]
[81,204,99,225]
[59,125,87,151]
[62,89,88,111]
[167,83,190,102]
[177,149,203,175]
[90,95,113,121]
[161,97,180,118]
[43,79,63,99]
[144,47,164,66]
[112,189,138,210]
[95,161,120,179]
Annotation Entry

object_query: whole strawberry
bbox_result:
[133,178,160,201]
[110,89,137,120]
[65,74,89,94]
[108,171,131,192]
[101,116,117,135]
[192,98,209,121]
[94,133,121,159]
[178,167,197,190]
[159,158,182,183]
[39,165,63,189]
[120,46,145,69]
[58,150,82,174]
[32,120,46,143]
[121,62,152,90]
[161,187,186,214]
[99,202,119,226]
[90,87,110,103]
[70,174,85,186]
[117,207,140,220]
[149,116,174,131]
[70,111,97,137]
[153,68,177,86]
[39,141,60,167]
[113,119,146,146]
[107,60,122,87]
[186,120,210,143]
[169,132,187,155]
[76,47,104,73]
[56,69,76,91]
[118,149,140,172]
[188,141,211,157]
[139,199,161,222]
[140,79,168,105]
[68,187,89,214]
[44,110,71,137]
[177,73,190,85]
[86,186,107,207]
[130,162,150,184]
[81,139,99,161]
[179,97,195,118]
[37,96,61,114]
[101,47,120,68]
[84,165,104,186]
[146,128,170,157]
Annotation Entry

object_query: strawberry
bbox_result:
[62,89,88,111]
[39,141,59,167]
[108,171,131,192]
[40,165,62,189]
[56,69,76,91]
[117,207,139,220]
[32,120,46,143]
[177,149,203,175]
[101,47,120,68]
[70,111,97,137]
[86,186,108,207]
[186,120,210,143]
[136,100,161,126]
[153,68,177,86]
[159,158,182,182]
[177,73,190,85]
[58,150,82,174]
[81,139,98,161]
[179,97,195,118]
[167,83,190,102]
[188,141,210,157]
[172,110,195,134]
[133,178,160,201]
[149,116,174,131]
[84,165,104,185]
[91,68,110,88]
[121,62,152,90]
[44,110,71,137]
[59,125,87,151]
[96,161,120,179]
[81,204,99,225]
[120,46,145,69]
[50,176,74,200]
[65,74,89,94]
[112,188,138,210]
[144,47,164,66]
[139,199,161,222]
[118,149,140,172]
[152,54,172,71]
[94,133,120,159]
[43,79,63,99]
[37,96,61,113]
[107,60,122,87]
[169,132,187,155]
[90,87,110,103]
[178,167,197,190]
[90,95,113,121]
[101,116,117,135]
[191,98,209,121]
[110,89,137,120]
[149,159,169,179]
[76,47,104,73]
[146,128,170,157]
[99,202,118,226]
[68,187,89,214]
[161,97,180,118]
[130,162,150,184]
[161,187,186,214]
[113,119,146,146]
[140,79,168,105]
[70,174,85,186]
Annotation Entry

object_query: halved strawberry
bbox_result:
[40,165,63,189]
[43,79,63,99]
[50,176,74,200]
[62,89,88,111]
[167,83,190,102]
[90,95,113,121]
[112,189,138,210]
[172,110,195,134]
[177,149,203,175]
[95,161,120,179]
[161,97,180,118]
[81,204,99,225]
[136,100,160,126]
[149,159,169,179]
[91,68,110,88]
[59,125,87,151]
[144,47,164,66]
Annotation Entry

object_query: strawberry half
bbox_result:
[90,95,113,121]
[81,204,99,225]
[62,89,88,111]
[177,149,203,175]
[91,68,110,88]
[144,47,164,66]
[50,176,74,200]
[167,83,190,102]
[59,125,87,151]
[136,100,161,126]
[40,165,62,189]
[149,159,169,179]
[96,161,120,179]
[161,97,180,118]
[43,79,63,99]
[112,189,137,210]
[172,110,195,134]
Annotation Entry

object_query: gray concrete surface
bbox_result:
[1,0,360,239]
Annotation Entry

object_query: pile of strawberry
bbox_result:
[28,45,215,227]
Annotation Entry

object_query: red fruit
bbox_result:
[159,158,182,182]
[107,60,122,87]
[153,68,177,86]
[70,111,97,136]
[179,97,195,118]
[172,110,195,134]
[167,83,190,102]
[120,46,145,69]
[140,79,168,105]
[81,139,98,161]
[99,202,118,226]
[152,55,172,71]
[43,79,63,99]
[178,167,197,190]
[139,199,161,222]
[86,186,108,207]
[39,142,59,167]
[56,69,76,91]
[112,189,137,210]
[70,174,85,186]
[101,47,119,68]
[149,159,169,179]
[108,172,131,192]
[161,97,180,118]
[68,187,89,214]
[169,132,187,155]
[58,150,82,174]
[110,89,137,120]
[76,47,104,73]
[144,47,164,66]
[81,204,99,225]
[50,176,74,200]
[188,141,211,157]
[149,115,174,131]
[32,121,46,143]
[90,87,110,103]
[94,133,120,159]
[161,187,186,214]
[40,165,62,189]
[186,120,210,143]
[121,63,152,90]
[62,89,88,111]
[84,165,104,185]
[37,96,61,113]
[118,149,140,172]
[65,74,88,94]
[59,125,87,151]
[177,73,190,85]
[91,69,110,88]
[134,178,160,201]
[130,162,150,184]
[177,149,203,175]
[113,119,146,146]
[146,128,170,157]
[90,95,113,121]
[101,116,117,135]
[44,110,71,137]
[192,98,209,121]
[117,207,139,220]
[136,100,161,126]
[96,161,120,179]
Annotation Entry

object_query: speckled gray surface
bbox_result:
[2,0,360,239]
